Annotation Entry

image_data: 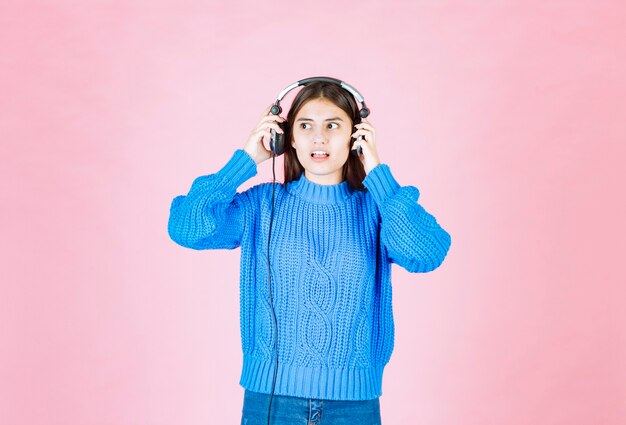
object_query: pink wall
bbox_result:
[2,1,625,424]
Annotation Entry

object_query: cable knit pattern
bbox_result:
[168,149,452,400]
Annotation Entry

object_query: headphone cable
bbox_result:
[266,151,279,425]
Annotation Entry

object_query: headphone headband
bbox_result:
[271,76,369,118]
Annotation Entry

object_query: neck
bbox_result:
[304,170,344,185]
[287,172,353,204]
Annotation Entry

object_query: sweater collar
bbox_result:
[287,173,353,204]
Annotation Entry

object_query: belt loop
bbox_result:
[308,398,322,424]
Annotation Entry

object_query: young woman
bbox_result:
[168,80,452,424]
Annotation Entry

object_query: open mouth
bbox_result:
[311,151,329,158]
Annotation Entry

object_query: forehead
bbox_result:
[295,98,351,120]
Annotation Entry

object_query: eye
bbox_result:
[300,123,311,130]
[327,122,339,129]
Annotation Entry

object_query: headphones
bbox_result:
[264,77,369,425]
[268,76,370,156]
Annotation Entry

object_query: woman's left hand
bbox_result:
[351,119,381,174]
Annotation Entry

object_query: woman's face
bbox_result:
[290,97,353,185]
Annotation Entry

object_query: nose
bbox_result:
[312,129,327,144]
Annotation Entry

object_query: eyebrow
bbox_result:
[296,117,345,122]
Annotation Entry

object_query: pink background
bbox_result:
[2,1,625,424]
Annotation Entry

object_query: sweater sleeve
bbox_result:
[362,164,452,273]
[167,149,257,250]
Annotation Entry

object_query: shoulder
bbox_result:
[352,186,374,202]
[235,181,286,203]
[248,181,284,195]
[351,187,382,218]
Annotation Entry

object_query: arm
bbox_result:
[363,164,452,273]
[167,149,257,250]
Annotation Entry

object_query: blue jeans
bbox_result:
[240,389,382,425]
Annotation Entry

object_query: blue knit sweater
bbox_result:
[168,149,451,400]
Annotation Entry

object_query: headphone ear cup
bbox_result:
[351,119,363,157]
[270,121,288,156]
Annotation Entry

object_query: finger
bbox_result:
[251,128,272,141]
[260,105,271,118]
[351,139,369,153]
[354,122,375,132]
[255,116,285,134]
[255,121,284,134]
[351,129,371,140]
[266,103,287,118]
[351,144,366,159]
[259,114,285,124]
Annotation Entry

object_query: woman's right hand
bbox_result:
[243,105,285,165]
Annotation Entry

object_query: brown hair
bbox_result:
[282,81,366,191]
